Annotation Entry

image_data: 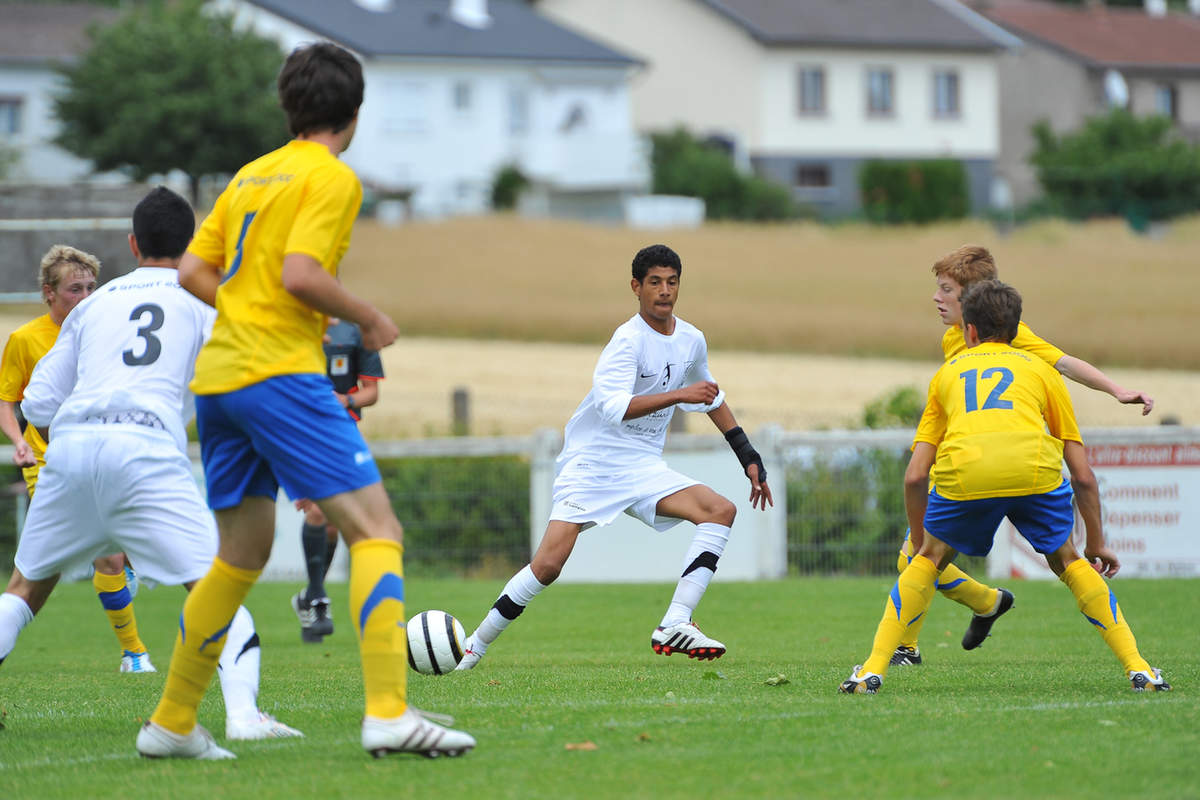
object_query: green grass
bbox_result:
[1,577,1196,800]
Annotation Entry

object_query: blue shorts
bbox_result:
[924,479,1075,558]
[196,373,381,510]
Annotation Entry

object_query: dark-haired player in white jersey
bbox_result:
[0,187,300,758]
[457,244,773,670]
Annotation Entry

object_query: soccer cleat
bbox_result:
[651,621,726,660]
[226,710,305,740]
[120,650,156,673]
[136,721,236,760]
[292,592,333,642]
[1129,668,1171,692]
[890,645,923,666]
[362,707,476,759]
[838,665,883,695]
[124,565,139,598]
[454,636,484,671]
[962,588,1014,650]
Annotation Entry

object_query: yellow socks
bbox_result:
[93,569,147,655]
[350,539,408,719]
[895,535,999,650]
[1060,558,1151,675]
[862,555,939,677]
[150,558,260,735]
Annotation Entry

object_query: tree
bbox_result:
[53,0,288,203]
[1030,109,1200,224]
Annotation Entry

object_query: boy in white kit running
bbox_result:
[457,244,773,670]
[0,187,300,751]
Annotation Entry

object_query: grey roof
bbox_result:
[0,3,120,65]
[243,0,641,64]
[700,0,1009,51]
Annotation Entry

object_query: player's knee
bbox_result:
[530,558,562,585]
[709,497,737,527]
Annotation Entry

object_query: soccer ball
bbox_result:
[406,609,466,675]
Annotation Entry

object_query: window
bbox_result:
[1155,84,1178,120]
[797,67,826,115]
[507,87,529,135]
[933,70,960,118]
[452,80,473,112]
[866,68,894,116]
[0,97,22,136]
[795,164,831,188]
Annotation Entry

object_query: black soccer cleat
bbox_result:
[890,645,922,666]
[962,588,1014,650]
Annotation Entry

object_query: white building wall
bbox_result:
[758,49,999,158]
[0,66,106,183]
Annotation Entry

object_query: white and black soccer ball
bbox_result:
[406,609,466,675]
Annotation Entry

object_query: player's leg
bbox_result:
[293,502,334,642]
[219,604,304,739]
[0,569,58,666]
[92,552,153,672]
[650,484,735,659]
[320,482,475,756]
[456,519,581,670]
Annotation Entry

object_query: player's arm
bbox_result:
[707,402,772,509]
[623,382,720,419]
[1063,440,1119,577]
[1054,354,1153,416]
[342,380,379,413]
[281,254,398,351]
[21,318,81,441]
[904,442,937,552]
[178,252,222,307]
[0,401,34,467]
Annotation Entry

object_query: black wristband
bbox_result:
[724,426,766,483]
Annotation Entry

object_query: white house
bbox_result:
[0,3,121,184]
[535,0,1020,215]
[213,0,648,219]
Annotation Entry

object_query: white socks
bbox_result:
[216,605,260,722]
[661,523,731,627]
[469,565,548,654]
[0,592,34,663]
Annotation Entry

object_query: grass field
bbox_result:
[341,215,1200,369]
[1,577,1195,799]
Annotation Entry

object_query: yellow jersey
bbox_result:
[188,139,363,395]
[914,342,1081,500]
[0,313,60,491]
[941,320,1065,363]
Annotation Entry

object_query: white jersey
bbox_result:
[22,266,214,454]
[556,313,725,471]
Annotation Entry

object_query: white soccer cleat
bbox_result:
[120,650,156,674]
[226,710,305,740]
[1129,667,1172,692]
[453,635,484,671]
[136,721,236,760]
[651,621,726,660]
[838,665,883,695]
[362,707,476,759]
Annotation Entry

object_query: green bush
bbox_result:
[862,386,924,430]
[377,455,529,577]
[650,127,795,221]
[1031,110,1200,225]
[859,159,969,224]
[490,164,528,210]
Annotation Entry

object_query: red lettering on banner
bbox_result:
[1086,443,1200,467]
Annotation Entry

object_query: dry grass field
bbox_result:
[5,215,1197,436]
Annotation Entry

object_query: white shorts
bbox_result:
[550,455,699,532]
[15,426,217,587]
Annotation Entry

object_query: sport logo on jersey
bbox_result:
[330,355,350,376]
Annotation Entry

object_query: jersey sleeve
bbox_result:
[1012,322,1066,367]
[591,333,638,426]
[1042,370,1082,444]
[21,312,81,428]
[677,332,725,413]
[912,370,947,448]
[0,332,30,402]
[187,184,230,267]
[285,164,363,271]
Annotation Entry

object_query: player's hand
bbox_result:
[747,463,773,510]
[360,309,399,351]
[11,440,34,468]
[294,498,316,513]
[1114,389,1153,416]
[676,380,719,405]
[1084,546,1121,578]
[334,392,350,409]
